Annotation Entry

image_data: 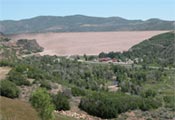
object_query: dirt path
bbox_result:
[0,67,11,80]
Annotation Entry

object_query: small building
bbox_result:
[99,57,111,62]
[112,58,119,62]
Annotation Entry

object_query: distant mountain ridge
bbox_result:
[0,15,174,34]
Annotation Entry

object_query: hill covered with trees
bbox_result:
[0,15,173,34]
[99,32,175,67]
[127,32,175,66]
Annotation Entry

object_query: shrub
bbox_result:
[79,92,161,119]
[0,80,20,98]
[62,88,72,98]
[8,70,30,86]
[140,98,161,111]
[40,81,51,90]
[141,89,157,98]
[71,87,86,96]
[0,60,13,67]
[79,93,119,118]
[79,96,117,118]
[30,88,55,120]
[163,95,175,110]
[52,92,70,111]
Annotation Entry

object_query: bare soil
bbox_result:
[9,31,168,56]
[0,67,11,80]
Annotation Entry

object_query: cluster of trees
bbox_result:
[79,92,161,119]
[4,54,168,97]
[19,55,115,90]
[0,46,17,62]
[112,65,167,95]
[5,54,167,95]
[6,62,54,86]
[163,95,175,110]
[99,51,125,60]
[8,66,30,86]
[30,88,70,120]
[99,32,175,67]
[71,86,86,96]
[140,89,157,98]
[52,92,70,111]
[30,88,55,120]
[0,37,11,42]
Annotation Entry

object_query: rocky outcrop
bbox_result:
[16,39,44,54]
[0,37,44,60]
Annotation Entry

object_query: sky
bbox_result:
[0,0,175,20]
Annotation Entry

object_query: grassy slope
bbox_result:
[0,96,40,120]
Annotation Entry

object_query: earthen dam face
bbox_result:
[9,31,168,56]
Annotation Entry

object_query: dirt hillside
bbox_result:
[9,31,168,56]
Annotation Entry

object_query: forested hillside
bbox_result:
[127,32,175,66]
[0,15,173,34]
[99,32,175,67]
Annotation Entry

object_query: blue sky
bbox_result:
[0,0,174,20]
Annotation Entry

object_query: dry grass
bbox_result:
[55,113,77,120]
[0,67,11,80]
[0,96,40,120]
[9,31,168,56]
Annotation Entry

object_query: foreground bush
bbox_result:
[79,92,161,119]
[0,80,20,98]
[52,92,70,111]
[79,96,117,118]
[30,88,55,120]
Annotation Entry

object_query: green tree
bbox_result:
[8,70,30,86]
[71,87,86,96]
[40,80,51,90]
[0,80,20,98]
[30,88,55,120]
[141,89,157,98]
[52,92,70,111]
[99,52,106,58]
